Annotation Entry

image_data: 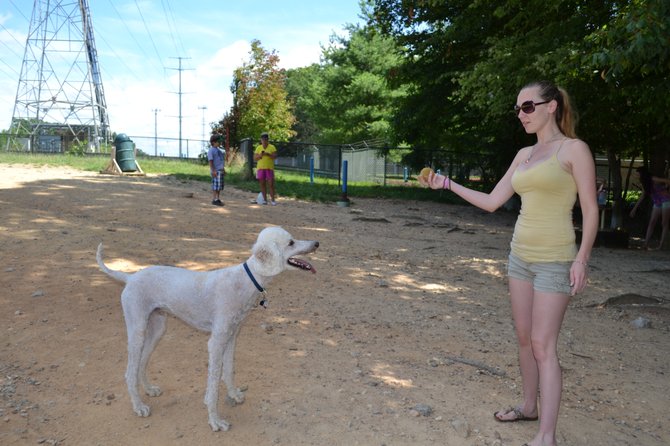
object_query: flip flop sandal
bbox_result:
[493,406,538,422]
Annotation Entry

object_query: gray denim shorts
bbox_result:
[507,253,572,295]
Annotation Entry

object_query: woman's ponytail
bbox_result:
[524,81,578,138]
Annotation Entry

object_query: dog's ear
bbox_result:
[249,241,284,276]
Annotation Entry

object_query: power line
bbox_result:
[104,0,158,70]
[133,0,164,66]
[8,0,29,21]
[160,0,187,57]
[0,35,23,66]
[94,32,143,82]
[0,22,25,49]
[90,2,167,83]
[0,56,20,77]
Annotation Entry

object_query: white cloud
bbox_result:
[105,40,252,142]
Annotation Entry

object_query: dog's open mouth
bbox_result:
[288,257,316,273]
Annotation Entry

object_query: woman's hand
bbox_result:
[418,172,448,190]
[569,261,588,296]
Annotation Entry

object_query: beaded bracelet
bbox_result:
[442,176,451,190]
[573,259,588,266]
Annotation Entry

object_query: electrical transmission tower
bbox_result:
[7,0,110,152]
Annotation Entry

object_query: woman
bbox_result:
[629,166,670,250]
[421,81,598,446]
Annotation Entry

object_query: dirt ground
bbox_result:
[1,164,668,446]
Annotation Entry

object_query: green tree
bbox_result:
[588,0,670,169]
[371,0,529,180]
[371,0,669,222]
[230,39,296,142]
[583,0,670,232]
[286,22,405,145]
[285,64,323,142]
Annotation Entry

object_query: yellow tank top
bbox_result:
[510,150,577,262]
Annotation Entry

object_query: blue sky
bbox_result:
[0,1,364,155]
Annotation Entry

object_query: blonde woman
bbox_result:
[421,81,598,446]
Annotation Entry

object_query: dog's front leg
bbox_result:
[204,331,230,432]
[222,325,245,405]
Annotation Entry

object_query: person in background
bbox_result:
[253,132,278,205]
[207,134,225,206]
[596,177,608,206]
[629,166,670,250]
[420,81,598,446]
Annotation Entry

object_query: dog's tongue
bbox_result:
[288,257,316,273]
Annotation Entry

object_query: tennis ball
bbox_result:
[418,167,434,180]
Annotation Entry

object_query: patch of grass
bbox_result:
[0,152,209,177]
[0,151,109,171]
[0,152,462,204]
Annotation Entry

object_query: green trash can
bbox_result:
[114,134,136,172]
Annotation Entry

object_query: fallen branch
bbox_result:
[445,356,507,376]
[352,217,391,223]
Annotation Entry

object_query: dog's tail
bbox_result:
[96,243,130,283]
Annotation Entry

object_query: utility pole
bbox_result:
[152,108,160,156]
[167,57,192,158]
[198,106,207,149]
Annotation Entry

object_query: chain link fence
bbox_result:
[4,131,651,202]
[239,138,499,186]
[2,131,207,158]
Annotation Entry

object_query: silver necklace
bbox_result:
[525,133,564,164]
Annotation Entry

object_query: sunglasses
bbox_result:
[514,100,550,116]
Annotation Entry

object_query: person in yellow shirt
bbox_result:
[421,81,598,446]
[253,132,277,205]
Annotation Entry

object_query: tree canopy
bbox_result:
[216,39,295,144]
[368,0,669,167]
[286,23,406,144]
[221,0,668,185]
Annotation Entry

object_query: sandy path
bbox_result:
[0,164,668,445]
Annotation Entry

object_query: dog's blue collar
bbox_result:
[243,262,265,293]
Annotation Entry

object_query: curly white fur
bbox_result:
[97,226,319,431]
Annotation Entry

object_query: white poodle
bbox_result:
[96,226,319,431]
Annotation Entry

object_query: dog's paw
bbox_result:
[208,416,230,432]
[225,388,245,406]
[133,403,151,417]
[144,385,162,397]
